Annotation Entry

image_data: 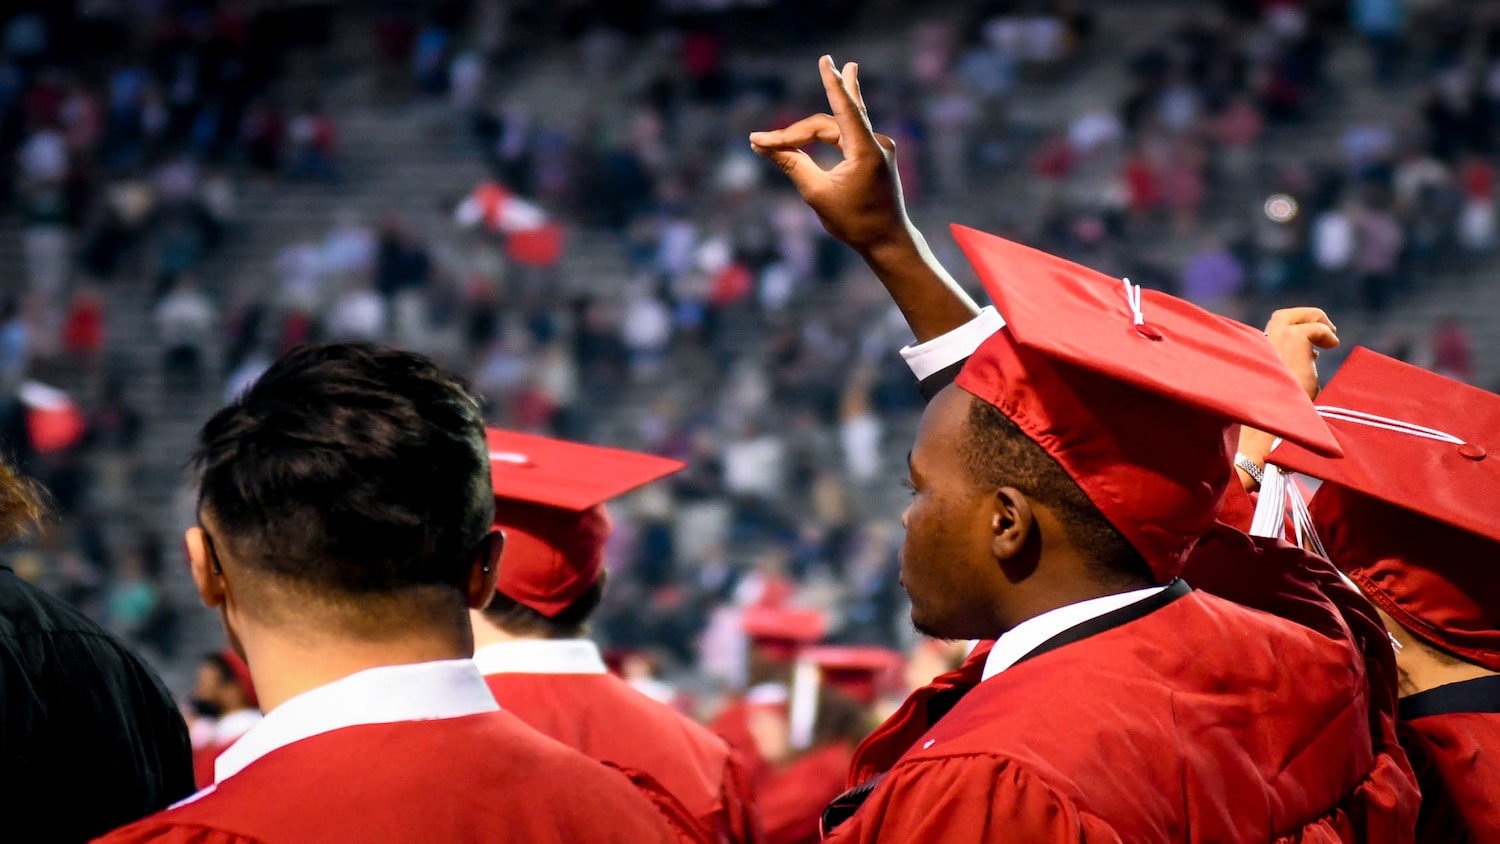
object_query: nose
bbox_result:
[900,503,911,530]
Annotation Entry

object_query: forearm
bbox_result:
[860,227,980,344]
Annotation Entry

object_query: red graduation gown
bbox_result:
[92,710,684,843]
[1396,676,1500,842]
[827,581,1411,842]
[758,742,855,844]
[485,672,761,843]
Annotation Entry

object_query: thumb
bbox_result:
[751,143,827,195]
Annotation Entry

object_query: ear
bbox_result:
[465,528,505,611]
[185,526,227,610]
[989,487,1036,562]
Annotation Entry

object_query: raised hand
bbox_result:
[1236,307,1340,490]
[749,56,912,256]
[749,56,979,342]
[1262,307,1339,402]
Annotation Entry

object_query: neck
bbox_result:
[998,576,1153,635]
[469,610,543,649]
[1397,652,1500,698]
[241,626,474,712]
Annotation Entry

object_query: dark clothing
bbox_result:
[0,564,194,842]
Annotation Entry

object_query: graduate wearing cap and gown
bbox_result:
[750,57,1416,842]
[712,606,831,794]
[97,346,687,844]
[758,648,904,844]
[474,429,761,844]
[1244,348,1500,842]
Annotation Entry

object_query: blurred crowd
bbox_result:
[0,0,1498,698]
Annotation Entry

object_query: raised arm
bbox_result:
[750,56,978,343]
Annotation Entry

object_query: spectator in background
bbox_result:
[18,123,71,300]
[61,286,106,367]
[1353,199,1405,312]
[1180,235,1245,316]
[1430,316,1475,383]
[287,98,337,182]
[155,275,216,392]
[1353,0,1406,84]
[0,299,31,389]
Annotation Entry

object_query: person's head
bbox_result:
[0,457,46,544]
[185,343,502,657]
[900,227,1343,642]
[473,429,684,642]
[901,384,1151,640]
[192,650,258,716]
[1265,347,1500,691]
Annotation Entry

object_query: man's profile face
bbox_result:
[900,386,1009,641]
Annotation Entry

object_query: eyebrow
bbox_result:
[906,450,914,475]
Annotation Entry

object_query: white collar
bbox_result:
[473,639,608,675]
[210,707,263,746]
[981,586,1166,681]
[214,659,499,784]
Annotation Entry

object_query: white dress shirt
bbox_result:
[211,659,499,788]
[899,306,1006,380]
[981,586,1166,681]
[472,639,609,676]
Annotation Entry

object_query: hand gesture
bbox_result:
[1263,307,1340,401]
[749,56,913,257]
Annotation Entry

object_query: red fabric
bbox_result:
[837,588,1414,842]
[486,428,686,511]
[710,699,773,793]
[1269,347,1500,547]
[94,712,688,843]
[759,743,854,844]
[506,223,564,267]
[27,404,86,454]
[62,299,104,354]
[798,647,904,706]
[1400,711,1500,842]
[1315,487,1500,673]
[485,672,760,843]
[493,501,610,616]
[950,226,1340,582]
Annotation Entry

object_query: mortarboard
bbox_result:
[789,646,905,750]
[487,429,686,617]
[949,226,1341,582]
[1265,347,1500,670]
[742,605,829,664]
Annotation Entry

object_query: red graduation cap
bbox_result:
[1266,347,1500,670]
[797,646,905,706]
[486,429,685,617]
[742,606,829,663]
[788,646,904,750]
[949,226,1341,582]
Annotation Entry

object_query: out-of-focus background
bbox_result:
[0,0,1494,702]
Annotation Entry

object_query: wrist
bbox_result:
[854,222,923,265]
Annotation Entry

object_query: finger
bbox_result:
[1267,306,1337,332]
[751,145,828,194]
[1293,323,1340,349]
[748,114,842,150]
[819,55,879,157]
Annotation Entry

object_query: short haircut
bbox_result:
[481,576,607,640]
[962,397,1153,588]
[193,343,494,631]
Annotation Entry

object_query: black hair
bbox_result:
[192,343,494,607]
[962,398,1153,588]
[480,576,607,640]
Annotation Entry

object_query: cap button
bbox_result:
[1134,323,1164,341]
[1459,443,1487,461]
